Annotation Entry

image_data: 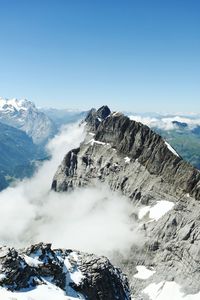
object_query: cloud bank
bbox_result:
[129,114,200,131]
[0,122,138,256]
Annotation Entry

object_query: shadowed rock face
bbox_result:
[52,106,200,298]
[85,105,111,131]
[0,243,131,300]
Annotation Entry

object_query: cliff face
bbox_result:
[51,106,200,299]
[52,106,200,201]
[0,243,130,300]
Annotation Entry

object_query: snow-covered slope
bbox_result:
[0,243,130,300]
[0,97,56,144]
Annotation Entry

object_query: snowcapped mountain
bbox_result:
[0,97,56,144]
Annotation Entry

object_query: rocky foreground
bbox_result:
[0,242,130,300]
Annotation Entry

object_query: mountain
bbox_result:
[40,107,87,127]
[52,106,200,299]
[52,106,200,199]
[0,122,40,189]
[0,243,130,300]
[0,98,56,144]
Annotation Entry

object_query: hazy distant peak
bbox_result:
[0,97,36,112]
[0,97,56,144]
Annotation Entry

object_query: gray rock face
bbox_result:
[52,108,200,200]
[85,105,111,131]
[0,243,130,300]
[52,106,200,298]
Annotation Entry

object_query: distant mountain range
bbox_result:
[0,98,56,145]
[0,98,88,190]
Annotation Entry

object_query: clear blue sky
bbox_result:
[0,0,199,112]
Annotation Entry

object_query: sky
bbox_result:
[0,0,199,112]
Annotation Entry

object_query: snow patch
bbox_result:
[165,142,179,157]
[138,201,174,221]
[23,254,43,267]
[134,266,155,279]
[112,111,120,116]
[64,252,85,285]
[0,281,83,300]
[143,281,200,300]
[124,157,131,164]
[88,139,110,146]
[88,132,95,136]
[138,206,151,219]
[70,269,84,285]
[0,274,6,281]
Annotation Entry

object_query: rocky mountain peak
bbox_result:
[96,105,111,119]
[52,106,200,200]
[85,105,111,131]
[0,243,130,300]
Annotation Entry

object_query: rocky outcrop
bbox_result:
[85,105,111,131]
[0,243,130,300]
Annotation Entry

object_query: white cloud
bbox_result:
[143,281,200,300]
[0,122,139,256]
[129,115,200,131]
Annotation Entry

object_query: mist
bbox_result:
[129,114,200,131]
[0,122,138,256]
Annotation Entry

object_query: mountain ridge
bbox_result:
[52,105,200,200]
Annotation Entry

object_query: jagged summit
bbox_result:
[0,243,130,300]
[0,97,34,112]
[85,105,111,130]
[96,105,111,119]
